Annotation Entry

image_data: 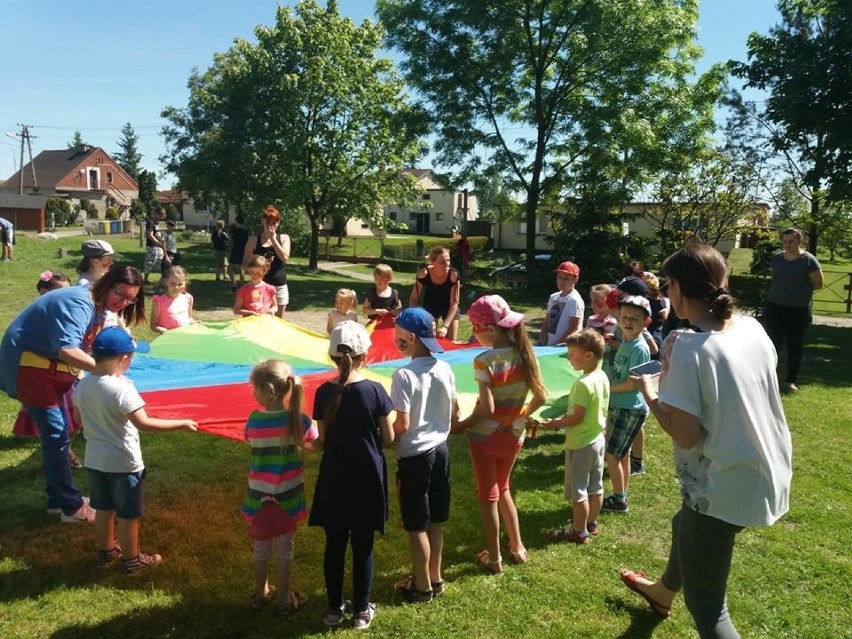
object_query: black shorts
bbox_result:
[396,442,450,531]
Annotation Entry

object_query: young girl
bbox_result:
[76,239,117,288]
[454,295,547,574]
[243,359,317,614]
[150,266,194,333]
[363,264,402,321]
[643,272,669,356]
[326,288,358,335]
[234,256,278,317]
[14,272,83,468]
[309,321,394,630]
[586,284,618,339]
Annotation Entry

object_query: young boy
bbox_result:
[212,219,230,282]
[601,296,652,514]
[542,329,609,544]
[538,261,585,346]
[160,220,180,276]
[363,263,402,321]
[72,327,197,575]
[391,307,458,603]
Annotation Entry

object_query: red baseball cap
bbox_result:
[554,261,580,277]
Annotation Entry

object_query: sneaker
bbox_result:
[785,382,799,393]
[323,603,346,627]
[587,521,601,536]
[601,494,629,514]
[60,501,96,523]
[50,496,88,516]
[96,544,122,569]
[353,603,377,630]
[553,526,590,545]
[122,552,163,576]
[630,457,646,476]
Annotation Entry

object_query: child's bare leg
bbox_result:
[479,499,501,562]
[95,509,116,551]
[275,533,297,607]
[606,452,626,494]
[497,489,523,554]
[632,426,645,459]
[572,499,589,532]
[588,492,603,524]
[116,517,139,559]
[619,455,631,494]
[253,539,272,597]
[427,523,443,584]
[408,530,432,591]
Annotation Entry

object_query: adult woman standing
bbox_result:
[0,265,145,522]
[622,244,792,638]
[243,205,291,318]
[409,247,460,340]
[764,227,823,392]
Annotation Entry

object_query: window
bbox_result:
[388,211,397,221]
[106,172,113,184]
[409,212,419,221]
[435,212,443,221]
[422,193,431,200]
[361,222,369,229]
[88,169,99,190]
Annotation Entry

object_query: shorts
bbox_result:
[468,430,522,502]
[250,501,297,541]
[87,468,145,519]
[274,284,289,307]
[606,406,648,459]
[2,225,13,245]
[564,436,605,502]
[214,249,229,267]
[144,246,164,274]
[397,442,451,531]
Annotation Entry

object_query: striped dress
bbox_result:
[467,346,532,441]
[241,410,318,526]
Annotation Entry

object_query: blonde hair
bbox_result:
[164,265,189,287]
[565,329,605,360]
[216,219,225,230]
[427,246,450,262]
[247,255,269,271]
[589,283,613,304]
[335,288,358,311]
[249,359,304,449]
[373,264,394,280]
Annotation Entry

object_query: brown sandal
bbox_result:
[276,590,308,615]
[476,550,503,575]
[619,569,672,618]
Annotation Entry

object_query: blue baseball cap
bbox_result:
[93,327,151,358]
[395,307,444,353]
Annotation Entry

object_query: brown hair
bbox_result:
[324,352,366,428]
[622,260,644,277]
[373,264,394,280]
[92,265,145,326]
[247,255,269,271]
[661,244,734,320]
[782,227,804,242]
[565,328,605,360]
[249,359,304,450]
[36,271,71,294]
[496,324,547,404]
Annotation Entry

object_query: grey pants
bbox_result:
[661,504,745,639]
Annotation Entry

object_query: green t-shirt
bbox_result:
[565,366,609,450]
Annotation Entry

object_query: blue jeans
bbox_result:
[27,405,84,515]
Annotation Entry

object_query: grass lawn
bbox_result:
[1,235,851,638]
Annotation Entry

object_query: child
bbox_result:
[150,266,194,333]
[71,327,197,575]
[542,329,609,544]
[234,256,278,317]
[586,284,618,339]
[161,220,180,275]
[391,308,457,603]
[363,264,402,321]
[36,270,71,294]
[77,239,118,288]
[602,296,652,514]
[309,321,394,630]
[326,288,359,335]
[455,295,547,574]
[243,359,318,614]
[643,272,669,356]
[538,261,584,346]
[229,215,249,291]
[212,219,230,282]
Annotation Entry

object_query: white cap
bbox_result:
[329,320,371,357]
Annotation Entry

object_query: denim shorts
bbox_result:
[87,468,146,519]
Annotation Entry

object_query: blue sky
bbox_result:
[0,0,781,184]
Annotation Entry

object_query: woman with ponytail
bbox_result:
[309,321,394,630]
[620,244,792,638]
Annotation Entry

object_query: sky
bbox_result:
[0,0,781,185]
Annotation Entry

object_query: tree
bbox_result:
[137,169,158,210]
[377,0,724,279]
[161,0,427,268]
[67,130,86,149]
[731,0,852,253]
[114,122,143,180]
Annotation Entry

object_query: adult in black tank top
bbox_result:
[409,246,460,340]
[242,205,291,317]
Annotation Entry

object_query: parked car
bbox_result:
[488,254,559,284]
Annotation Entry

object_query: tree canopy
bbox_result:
[67,130,86,149]
[114,122,143,180]
[378,0,724,279]
[161,0,427,267]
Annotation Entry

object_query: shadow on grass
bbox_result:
[796,324,852,388]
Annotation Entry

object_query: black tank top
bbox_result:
[416,267,458,319]
[253,234,287,286]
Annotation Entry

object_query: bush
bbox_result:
[46,197,74,228]
[290,229,312,258]
[382,236,490,262]
[750,238,781,276]
[79,199,98,219]
[728,273,768,318]
[166,204,180,222]
[105,206,120,220]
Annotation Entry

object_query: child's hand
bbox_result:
[182,420,198,432]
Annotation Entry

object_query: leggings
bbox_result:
[661,505,744,639]
[764,302,810,384]
[323,529,375,614]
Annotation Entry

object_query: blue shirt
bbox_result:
[0,286,96,400]
[608,336,650,410]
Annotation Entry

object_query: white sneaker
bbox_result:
[60,501,95,523]
[353,603,377,630]
[50,496,89,516]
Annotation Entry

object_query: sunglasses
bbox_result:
[111,286,138,305]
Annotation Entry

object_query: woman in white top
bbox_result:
[622,244,792,639]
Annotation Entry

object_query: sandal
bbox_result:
[276,590,308,615]
[251,585,276,610]
[69,451,84,469]
[431,580,445,597]
[394,576,434,603]
[476,549,503,575]
[509,545,529,564]
[619,569,672,618]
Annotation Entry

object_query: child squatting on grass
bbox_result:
[242,359,318,614]
[454,295,547,575]
[71,327,198,575]
[541,329,610,544]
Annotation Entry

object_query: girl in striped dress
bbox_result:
[242,359,318,614]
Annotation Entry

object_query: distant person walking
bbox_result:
[143,208,165,285]
[0,216,14,262]
[764,228,824,393]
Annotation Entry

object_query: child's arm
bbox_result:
[129,407,197,433]
[187,293,195,324]
[326,312,335,335]
[393,409,410,435]
[150,297,167,334]
[363,296,375,317]
[390,290,402,316]
[378,414,394,448]
[409,272,425,307]
[233,290,254,316]
[268,291,278,316]
[543,405,586,430]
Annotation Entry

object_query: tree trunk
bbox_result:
[809,194,819,255]
[308,205,320,270]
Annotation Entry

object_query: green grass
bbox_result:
[1,235,851,638]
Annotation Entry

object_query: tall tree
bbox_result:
[731,0,852,253]
[67,130,86,149]
[378,0,724,278]
[136,169,158,210]
[114,122,143,180]
[161,0,427,268]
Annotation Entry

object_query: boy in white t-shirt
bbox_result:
[391,307,458,603]
[72,328,197,575]
[538,261,585,346]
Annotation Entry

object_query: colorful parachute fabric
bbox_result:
[132,315,580,441]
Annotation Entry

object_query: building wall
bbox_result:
[0,208,45,232]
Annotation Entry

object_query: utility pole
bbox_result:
[13,124,37,195]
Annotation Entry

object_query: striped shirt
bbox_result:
[468,347,531,440]
[241,410,318,525]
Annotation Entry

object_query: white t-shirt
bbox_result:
[659,315,792,527]
[545,289,585,345]
[391,356,455,458]
[73,373,146,473]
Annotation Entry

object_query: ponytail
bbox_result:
[507,324,547,403]
[324,353,357,428]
